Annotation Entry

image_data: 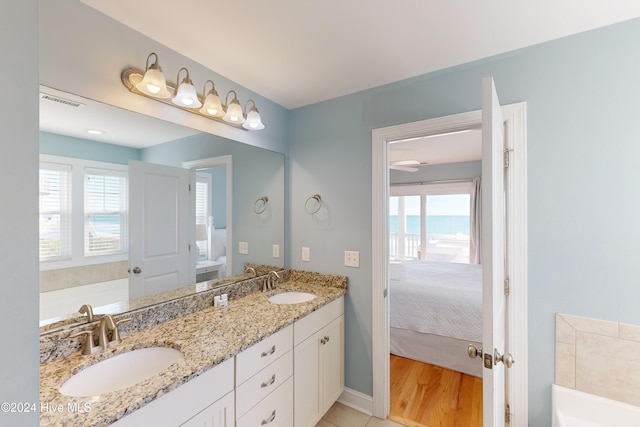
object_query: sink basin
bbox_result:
[268,292,316,304]
[59,347,181,397]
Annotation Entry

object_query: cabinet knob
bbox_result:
[321,335,330,345]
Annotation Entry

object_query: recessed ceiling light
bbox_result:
[86,129,105,135]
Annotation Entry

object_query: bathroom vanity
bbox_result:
[39,270,346,426]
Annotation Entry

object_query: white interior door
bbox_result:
[481,76,509,426]
[129,160,191,299]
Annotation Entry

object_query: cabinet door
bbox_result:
[294,331,321,427]
[181,390,234,427]
[321,315,344,413]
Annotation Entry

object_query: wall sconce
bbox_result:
[122,52,265,130]
[305,194,322,214]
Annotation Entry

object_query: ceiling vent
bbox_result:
[39,93,86,108]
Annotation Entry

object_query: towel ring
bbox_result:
[254,196,269,214]
[305,194,322,214]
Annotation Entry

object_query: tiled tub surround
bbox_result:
[555,312,640,407]
[40,270,347,426]
[40,261,129,293]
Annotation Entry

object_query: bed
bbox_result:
[389,260,483,377]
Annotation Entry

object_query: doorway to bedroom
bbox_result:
[387,129,484,426]
[371,93,528,425]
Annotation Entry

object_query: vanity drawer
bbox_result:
[236,324,293,385]
[236,376,293,427]
[236,349,293,418]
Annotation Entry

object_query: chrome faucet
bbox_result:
[78,304,94,322]
[266,271,280,291]
[98,315,117,350]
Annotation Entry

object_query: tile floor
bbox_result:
[317,402,403,427]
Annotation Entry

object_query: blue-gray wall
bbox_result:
[0,1,39,426]
[142,133,285,275]
[40,131,141,164]
[289,18,640,426]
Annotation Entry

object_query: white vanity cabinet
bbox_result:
[294,297,345,427]
[111,357,234,427]
[236,324,294,427]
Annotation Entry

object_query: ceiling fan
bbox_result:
[389,160,424,172]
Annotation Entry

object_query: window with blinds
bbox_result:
[39,163,72,261]
[195,172,211,260]
[84,168,128,256]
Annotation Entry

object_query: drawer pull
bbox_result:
[321,335,330,345]
[260,374,276,388]
[261,345,276,357]
[261,410,276,425]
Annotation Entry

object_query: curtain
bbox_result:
[469,176,482,264]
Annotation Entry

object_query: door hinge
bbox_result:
[188,184,191,191]
[504,277,510,296]
[503,148,512,168]
[505,403,512,424]
[383,288,388,298]
[188,243,191,252]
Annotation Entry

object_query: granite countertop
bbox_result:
[40,277,346,427]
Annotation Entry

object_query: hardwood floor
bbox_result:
[389,355,483,427]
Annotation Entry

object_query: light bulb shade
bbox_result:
[172,82,202,108]
[223,100,245,123]
[242,108,265,130]
[135,64,171,98]
[199,92,224,117]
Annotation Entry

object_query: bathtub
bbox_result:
[552,384,640,427]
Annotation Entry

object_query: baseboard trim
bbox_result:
[338,387,373,416]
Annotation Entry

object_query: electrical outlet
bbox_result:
[239,241,249,255]
[344,250,360,268]
[273,244,280,258]
[302,246,310,262]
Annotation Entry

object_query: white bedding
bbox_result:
[389,261,482,343]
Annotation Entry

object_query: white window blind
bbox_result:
[195,173,210,260]
[39,162,72,261]
[84,167,128,256]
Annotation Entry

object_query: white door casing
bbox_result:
[371,82,527,424]
[128,160,191,299]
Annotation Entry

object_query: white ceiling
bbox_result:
[39,86,200,148]
[389,129,483,168]
[81,0,640,110]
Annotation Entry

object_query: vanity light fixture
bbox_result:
[134,53,172,98]
[121,52,265,130]
[172,68,202,108]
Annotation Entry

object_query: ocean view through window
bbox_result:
[390,190,471,263]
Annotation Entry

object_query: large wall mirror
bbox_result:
[39,86,284,332]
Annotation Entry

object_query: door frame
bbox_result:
[182,155,233,281]
[371,102,528,424]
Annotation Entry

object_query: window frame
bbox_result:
[39,154,128,271]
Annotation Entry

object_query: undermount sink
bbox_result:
[268,291,316,304]
[59,347,181,397]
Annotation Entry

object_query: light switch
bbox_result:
[239,241,249,255]
[302,246,310,262]
[273,244,280,258]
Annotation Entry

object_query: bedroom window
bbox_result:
[39,162,72,261]
[425,194,470,263]
[390,180,475,264]
[84,168,128,256]
[195,172,211,260]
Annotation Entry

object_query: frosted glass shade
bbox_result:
[223,100,245,123]
[172,82,202,108]
[242,108,265,130]
[135,66,171,98]
[199,92,224,117]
